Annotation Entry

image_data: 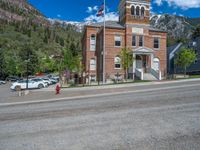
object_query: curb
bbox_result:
[1,82,200,107]
[35,78,200,92]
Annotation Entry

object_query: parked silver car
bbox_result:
[0,80,6,85]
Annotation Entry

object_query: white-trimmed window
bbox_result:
[115,35,121,47]
[154,37,160,49]
[132,35,137,47]
[90,58,96,70]
[90,75,96,82]
[90,34,96,51]
[114,56,121,69]
[139,35,143,47]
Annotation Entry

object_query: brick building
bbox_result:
[82,0,167,83]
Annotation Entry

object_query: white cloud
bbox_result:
[85,5,118,23]
[86,6,98,13]
[84,12,119,23]
[173,12,177,15]
[154,0,200,9]
[154,0,162,6]
[57,14,61,18]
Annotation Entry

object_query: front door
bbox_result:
[142,55,148,73]
[136,55,142,69]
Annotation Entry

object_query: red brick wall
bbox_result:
[104,28,125,78]
[83,25,167,80]
[83,26,99,76]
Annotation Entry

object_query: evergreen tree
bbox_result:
[193,25,200,38]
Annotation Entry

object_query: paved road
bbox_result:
[0,80,200,150]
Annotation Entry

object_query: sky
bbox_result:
[28,0,200,22]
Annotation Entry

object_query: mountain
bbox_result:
[150,14,198,39]
[48,14,200,39]
[47,18,86,32]
[0,0,82,78]
[0,0,48,25]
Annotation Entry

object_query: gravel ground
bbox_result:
[0,80,200,150]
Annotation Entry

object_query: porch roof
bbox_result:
[132,47,154,54]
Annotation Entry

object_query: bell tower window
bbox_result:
[131,6,135,15]
[136,6,140,16]
[141,7,145,16]
[118,0,150,25]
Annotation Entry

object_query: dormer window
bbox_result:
[136,6,140,16]
[141,7,145,16]
[131,6,135,15]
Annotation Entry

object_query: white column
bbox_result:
[151,54,154,69]
[133,53,136,79]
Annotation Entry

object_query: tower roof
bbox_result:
[120,0,150,2]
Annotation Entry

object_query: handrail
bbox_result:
[151,68,161,80]
[135,68,144,80]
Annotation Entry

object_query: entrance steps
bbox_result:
[143,73,158,81]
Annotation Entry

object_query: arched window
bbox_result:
[131,6,135,15]
[136,6,140,16]
[153,58,160,71]
[114,56,121,69]
[141,7,145,16]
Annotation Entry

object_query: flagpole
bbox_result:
[103,0,106,84]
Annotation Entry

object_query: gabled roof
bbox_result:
[86,21,125,29]
[86,21,167,32]
[167,43,182,55]
[133,47,154,54]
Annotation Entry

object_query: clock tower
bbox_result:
[119,0,151,25]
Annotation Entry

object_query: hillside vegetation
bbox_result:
[0,0,82,79]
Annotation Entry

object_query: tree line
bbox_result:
[0,19,82,79]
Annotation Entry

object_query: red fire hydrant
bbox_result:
[55,84,60,95]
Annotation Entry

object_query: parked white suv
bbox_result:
[10,80,46,90]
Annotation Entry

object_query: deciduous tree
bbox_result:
[175,47,197,77]
[120,48,134,80]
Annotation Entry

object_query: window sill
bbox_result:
[114,46,122,48]
[154,48,160,50]
[115,68,122,70]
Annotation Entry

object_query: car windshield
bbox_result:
[18,80,33,83]
[32,79,41,82]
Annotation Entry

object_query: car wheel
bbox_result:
[38,84,44,89]
[15,86,21,91]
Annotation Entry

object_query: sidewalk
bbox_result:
[1,78,200,106]
[38,78,200,92]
